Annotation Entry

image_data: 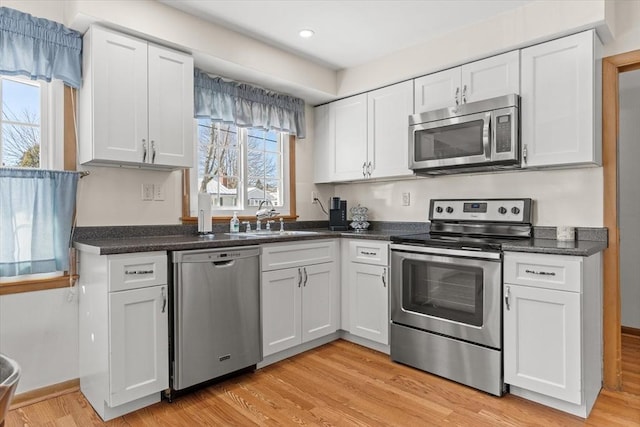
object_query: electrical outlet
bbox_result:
[312,191,318,204]
[154,183,165,201]
[402,192,410,206]
[142,183,154,201]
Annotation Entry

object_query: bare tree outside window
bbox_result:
[1,78,41,168]
[196,119,285,213]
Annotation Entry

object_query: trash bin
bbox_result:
[0,354,20,427]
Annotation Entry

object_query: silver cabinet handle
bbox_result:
[161,287,167,313]
[455,87,460,106]
[462,84,467,104]
[367,161,372,178]
[142,139,147,163]
[525,269,556,276]
[523,144,528,164]
[382,268,386,287]
[297,268,302,288]
[151,140,156,163]
[362,161,367,178]
[505,286,511,311]
[303,267,308,287]
[125,269,154,275]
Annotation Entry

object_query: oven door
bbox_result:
[390,244,501,349]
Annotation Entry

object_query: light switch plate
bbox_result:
[402,192,410,206]
[154,183,165,201]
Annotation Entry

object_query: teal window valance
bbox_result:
[0,7,82,88]
[194,68,306,139]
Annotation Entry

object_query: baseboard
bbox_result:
[10,378,80,410]
[622,326,640,337]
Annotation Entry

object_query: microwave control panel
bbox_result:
[495,114,512,153]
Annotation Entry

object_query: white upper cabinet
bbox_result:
[414,51,520,113]
[313,81,414,183]
[367,81,414,179]
[333,94,368,181]
[79,26,194,169]
[414,67,461,113]
[520,30,601,168]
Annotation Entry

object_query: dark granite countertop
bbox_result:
[73,222,608,257]
[502,238,607,257]
[73,228,411,255]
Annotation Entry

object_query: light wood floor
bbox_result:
[7,339,640,426]
[623,332,640,395]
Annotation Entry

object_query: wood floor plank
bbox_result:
[7,339,640,426]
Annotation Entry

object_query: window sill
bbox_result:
[181,215,299,224]
[0,275,77,296]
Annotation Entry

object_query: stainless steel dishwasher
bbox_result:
[171,246,261,392]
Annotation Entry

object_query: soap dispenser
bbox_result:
[230,211,240,233]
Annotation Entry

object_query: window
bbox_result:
[0,76,49,168]
[191,119,291,217]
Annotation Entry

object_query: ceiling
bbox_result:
[158,0,533,70]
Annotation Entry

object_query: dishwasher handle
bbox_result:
[172,246,260,263]
[212,260,235,267]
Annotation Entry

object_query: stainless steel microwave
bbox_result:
[409,94,520,175]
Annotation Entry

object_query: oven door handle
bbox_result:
[390,243,501,260]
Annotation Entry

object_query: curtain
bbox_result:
[194,68,306,138]
[0,168,79,277]
[0,7,82,88]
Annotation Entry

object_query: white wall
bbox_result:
[0,288,79,394]
[619,69,640,329]
[335,168,603,226]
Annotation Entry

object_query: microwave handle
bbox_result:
[483,112,492,160]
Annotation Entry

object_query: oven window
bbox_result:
[402,259,483,326]
[414,120,485,162]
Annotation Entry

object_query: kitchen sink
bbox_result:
[225,230,321,237]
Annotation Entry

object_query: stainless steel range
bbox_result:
[389,198,532,396]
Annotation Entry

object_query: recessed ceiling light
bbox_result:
[299,29,315,39]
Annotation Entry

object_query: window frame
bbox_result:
[0,83,74,295]
[184,121,297,222]
[182,132,297,223]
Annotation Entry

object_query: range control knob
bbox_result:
[498,207,507,215]
[435,206,443,213]
[446,206,454,214]
[511,207,521,215]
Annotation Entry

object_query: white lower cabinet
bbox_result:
[261,240,339,357]
[342,239,389,346]
[78,251,169,421]
[503,251,602,418]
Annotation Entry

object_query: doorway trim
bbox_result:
[602,49,640,390]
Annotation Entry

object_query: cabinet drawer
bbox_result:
[108,252,168,292]
[348,240,389,265]
[262,240,336,271]
[504,252,582,292]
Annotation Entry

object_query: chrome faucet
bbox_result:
[256,199,279,220]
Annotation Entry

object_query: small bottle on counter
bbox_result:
[230,211,240,233]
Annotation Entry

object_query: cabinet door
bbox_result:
[313,103,333,183]
[262,268,302,356]
[503,284,582,404]
[414,67,461,113]
[349,263,389,344]
[109,285,168,407]
[91,27,148,164]
[521,30,599,167]
[368,81,414,179]
[461,51,520,103]
[148,45,194,168]
[301,262,339,342]
[332,94,368,180]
